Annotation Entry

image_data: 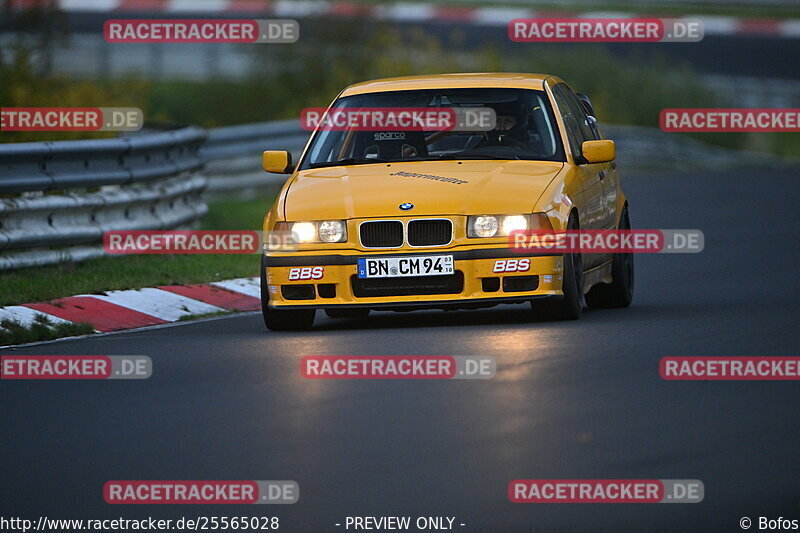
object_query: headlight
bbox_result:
[318,220,345,243]
[291,222,317,243]
[288,220,347,244]
[468,214,547,238]
[470,215,499,238]
[502,215,529,235]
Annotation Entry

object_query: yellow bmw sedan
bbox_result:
[260,73,633,330]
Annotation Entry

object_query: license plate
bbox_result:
[357,255,454,279]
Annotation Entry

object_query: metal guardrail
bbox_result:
[204,120,308,160]
[203,120,309,193]
[0,126,209,269]
[0,121,310,270]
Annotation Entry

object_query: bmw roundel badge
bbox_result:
[399,202,414,211]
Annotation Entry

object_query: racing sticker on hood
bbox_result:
[390,170,468,185]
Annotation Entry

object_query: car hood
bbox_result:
[283,160,564,220]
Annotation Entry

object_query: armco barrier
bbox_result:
[0,127,209,270]
[202,120,309,192]
[0,121,310,270]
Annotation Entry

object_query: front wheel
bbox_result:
[585,207,634,309]
[260,256,316,331]
[531,213,583,321]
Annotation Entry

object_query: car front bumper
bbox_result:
[263,247,565,310]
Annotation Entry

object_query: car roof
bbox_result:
[340,73,553,96]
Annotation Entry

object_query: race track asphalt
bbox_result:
[2,163,800,532]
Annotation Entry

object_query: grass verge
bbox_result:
[0,316,94,346]
[178,310,238,322]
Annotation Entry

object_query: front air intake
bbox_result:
[360,220,404,248]
[407,219,452,246]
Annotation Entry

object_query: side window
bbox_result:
[560,84,600,141]
[559,84,600,141]
[551,85,584,158]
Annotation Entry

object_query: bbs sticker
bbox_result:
[288,266,324,280]
[374,132,405,141]
[493,259,531,273]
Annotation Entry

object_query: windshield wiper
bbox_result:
[309,157,389,168]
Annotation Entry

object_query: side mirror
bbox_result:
[262,151,294,174]
[581,140,615,164]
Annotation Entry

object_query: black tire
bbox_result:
[325,308,370,319]
[260,256,316,331]
[531,213,583,321]
[585,207,634,309]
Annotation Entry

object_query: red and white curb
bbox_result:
[9,0,800,39]
[0,277,261,336]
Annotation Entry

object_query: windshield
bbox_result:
[299,88,564,170]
